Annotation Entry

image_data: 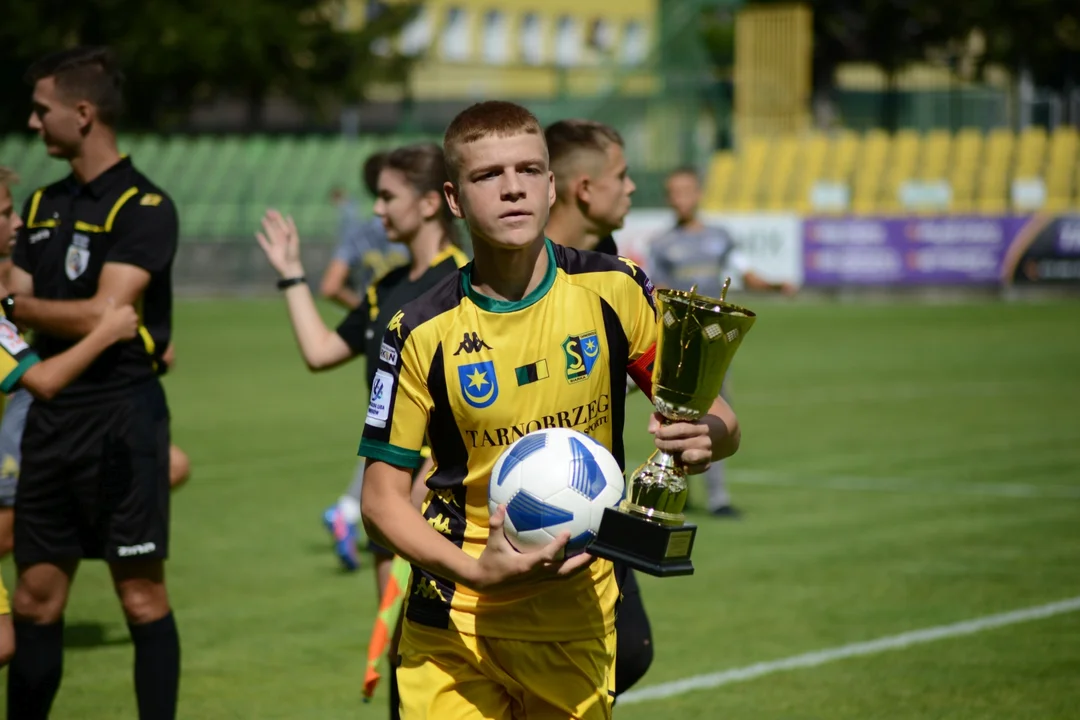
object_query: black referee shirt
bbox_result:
[15,157,178,400]
[336,246,467,391]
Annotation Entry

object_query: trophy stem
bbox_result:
[623,448,689,527]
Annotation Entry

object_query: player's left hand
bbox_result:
[649,411,712,475]
[256,209,304,278]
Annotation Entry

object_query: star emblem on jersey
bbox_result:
[457,361,499,409]
[562,330,601,384]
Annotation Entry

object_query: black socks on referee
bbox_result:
[129,611,181,720]
[7,618,65,720]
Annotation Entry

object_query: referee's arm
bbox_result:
[12,199,177,339]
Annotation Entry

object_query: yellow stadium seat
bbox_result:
[763,136,798,210]
[794,133,829,212]
[851,130,890,213]
[731,137,770,211]
[702,152,735,211]
[920,129,952,181]
[882,130,921,212]
[948,128,983,212]
[1013,126,1048,180]
[1044,127,1078,210]
[975,128,1013,212]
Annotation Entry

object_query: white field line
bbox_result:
[731,470,1080,500]
[619,595,1080,705]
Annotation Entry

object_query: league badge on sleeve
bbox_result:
[366,369,394,428]
[0,320,28,356]
[458,361,499,409]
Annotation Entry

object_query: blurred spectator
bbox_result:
[319,153,402,309]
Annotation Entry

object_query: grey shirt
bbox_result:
[649,224,751,298]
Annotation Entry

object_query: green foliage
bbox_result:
[0,0,420,132]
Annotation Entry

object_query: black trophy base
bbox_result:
[588,507,697,577]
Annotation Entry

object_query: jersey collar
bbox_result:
[460,238,556,314]
[75,156,133,200]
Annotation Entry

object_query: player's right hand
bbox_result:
[470,505,594,593]
[98,299,139,342]
[256,209,305,279]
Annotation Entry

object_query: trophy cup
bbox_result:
[588,280,756,577]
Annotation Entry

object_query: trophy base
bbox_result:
[587,507,697,577]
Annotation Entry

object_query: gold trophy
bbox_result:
[588,280,756,576]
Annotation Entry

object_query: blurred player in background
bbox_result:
[256,143,466,579]
[320,153,398,309]
[652,166,796,517]
[543,119,655,698]
[6,47,181,719]
[359,101,741,720]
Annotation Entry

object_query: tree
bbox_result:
[0,0,420,133]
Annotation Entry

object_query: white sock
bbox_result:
[337,495,361,525]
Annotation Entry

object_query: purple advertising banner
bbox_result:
[803,216,1031,285]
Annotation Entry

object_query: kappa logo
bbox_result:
[387,310,405,339]
[140,193,163,207]
[562,330,601,384]
[619,257,640,276]
[453,332,493,355]
[29,228,50,244]
[458,360,499,409]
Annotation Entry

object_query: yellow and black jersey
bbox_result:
[336,245,468,392]
[0,311,40,395]
[14,157,177,399]
[358,238,658,642]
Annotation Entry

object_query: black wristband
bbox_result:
[1,294,15,319]
[277,276,306,290]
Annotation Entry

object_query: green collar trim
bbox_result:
[461,238,556,313]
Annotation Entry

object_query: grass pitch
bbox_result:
[2,297,1078,719]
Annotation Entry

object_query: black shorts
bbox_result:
[14,380,171,565]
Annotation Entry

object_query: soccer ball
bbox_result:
[488,428,625,556]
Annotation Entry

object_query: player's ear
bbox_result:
[74,100,95,133]
[444,181,464,220]
[547,170,556,209]
[575,174,592,205]
[420,190,441,221]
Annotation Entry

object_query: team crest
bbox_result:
[562,330,601,384]
[65,233,91,280]
[458,361,499,409]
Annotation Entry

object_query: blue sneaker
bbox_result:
[322,504,360,571]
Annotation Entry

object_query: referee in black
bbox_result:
[5,47,180,719]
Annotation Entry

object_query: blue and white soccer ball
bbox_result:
[488,428,626,556]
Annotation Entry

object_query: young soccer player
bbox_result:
[6,47,181,719]
[653,166,796,518]
[359,101,741,719]
[256,142,467,586]
[543,118,655,698]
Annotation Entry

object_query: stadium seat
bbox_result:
[731,137,770,211]
[851,129,889,213]
[793,132,828,213]
[702,151,735,211]
[764,135,798,210]
[949,128,983,212]
[1044,126,1078,211]
[976,128,1013,212]
[882,129,921,212]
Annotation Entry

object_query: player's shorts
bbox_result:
[397,620,616,720]
[0,389,32,509]
[14,379,171,566]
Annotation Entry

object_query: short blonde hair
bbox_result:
[0,166,19,190]
[443,101,545,183]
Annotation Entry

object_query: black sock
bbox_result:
[7,618,65,720]
[129,611,180,720]
[389,662,401,720]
